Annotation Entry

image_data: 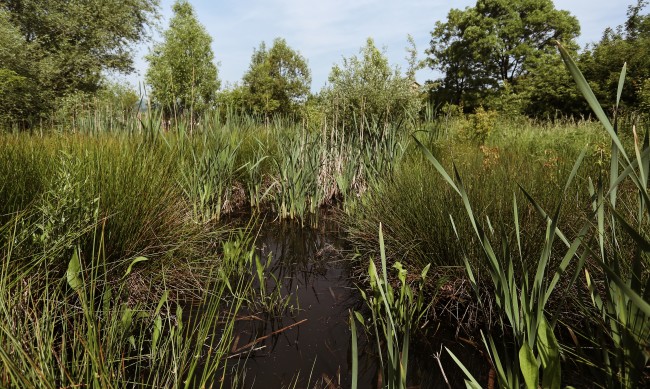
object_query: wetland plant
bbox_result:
[556,43,649,388]
[352,224,432,389]
[0,216,252,388]
[412,43,649,388]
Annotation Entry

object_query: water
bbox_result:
[224,219,374,388]
[218,218,488,388]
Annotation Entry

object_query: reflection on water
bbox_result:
[218,219,488,389]
[219,223,376,388]
[224,219,374,388]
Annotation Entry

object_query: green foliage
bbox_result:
[146,0,219,117]
[0,69,38,128]
[514,50,587,118]
[0,9,44,127]
[344,118,604,277]
[427,0,580,111]
[460,106,497,144]
[241,38,311,119]
[47,82,142,133]
[417,133,587,388]
[0,219,252,388]
[355,224,432,389]
[0,0,159,127]
[323,38,421,134]
[580,0,650,114]
[558,43,650,388]
[640,78,650,113]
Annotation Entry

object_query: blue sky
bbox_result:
[123,0,630,92]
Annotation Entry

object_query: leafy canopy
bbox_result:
[146,0,219,117]
[241,38,311,118]
[324,38,421,132]
[580,0,650,112]
[0,0,159,127]
[426,0,579,110]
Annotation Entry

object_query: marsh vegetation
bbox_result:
[1,0,650,388]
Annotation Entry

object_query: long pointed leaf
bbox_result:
[446,347,482,388]
[616,63,627,109]
[556,42,629,164]
[413,137,460,195]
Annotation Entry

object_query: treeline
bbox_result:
[0,0,159,128]
[428,0,650,119]
[0,0,648,130]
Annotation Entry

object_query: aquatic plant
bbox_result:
[556,43,650,388]
[353,224,432,389]
[0,215,252,388]
[411,43,650,388]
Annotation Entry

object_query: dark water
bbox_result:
[223,219,373,388]
[219,219,488,389]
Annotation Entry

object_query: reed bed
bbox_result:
[348,46,649,388]
[3,68,648,387]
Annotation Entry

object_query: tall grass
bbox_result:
[0,132,215,288]
[556,44,649,388]
[0,212,253,388]
[10,104,409,225]
[405,44,649,388]
[415,137,588,388]
[344,121,605,284]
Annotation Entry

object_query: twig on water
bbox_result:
[230,318,307,354]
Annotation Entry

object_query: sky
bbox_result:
[122,0,630,92]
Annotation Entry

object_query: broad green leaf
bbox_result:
[537,317,561,389]
[66,250,83,291]
[124,256,149,278]
[519,343,539,389]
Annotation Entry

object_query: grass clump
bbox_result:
[0,213,253,388]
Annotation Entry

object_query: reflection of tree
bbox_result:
[257,220,341,297]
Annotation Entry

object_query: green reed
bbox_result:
[0,213,253,388]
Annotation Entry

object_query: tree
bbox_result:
[511,51,587,118]
[0,9,41,127]
[241,38,311,118]
[580,1,650,113]
[323,38,421,133]
[0,0,159,127]
[426,0,580,110]
[146,0,219,117]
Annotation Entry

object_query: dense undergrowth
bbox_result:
[0,106,406,387]
[346,49,649,388]
[1,72,649,387]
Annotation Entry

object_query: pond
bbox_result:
[217,218,487,388]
